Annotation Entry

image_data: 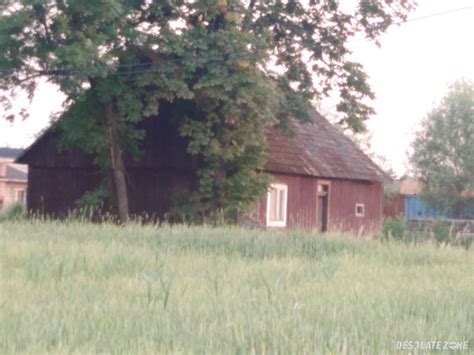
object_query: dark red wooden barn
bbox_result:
[17,106,385,235]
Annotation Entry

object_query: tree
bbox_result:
[1,0,416,223]
[343,129,398,199]
[410,79,474,218]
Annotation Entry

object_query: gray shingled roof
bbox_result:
[264,111,385,182]
[0,147,24,159]
[3,164,28,181]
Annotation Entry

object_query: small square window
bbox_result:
[266,183,288,227]
[355,203,365,217]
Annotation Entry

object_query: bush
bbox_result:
[383,216,405,240]
[75,187,108,210]
[73,187,108,220]
[433,220,451,245]
[0,203,26,222]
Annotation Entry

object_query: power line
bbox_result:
[0,51,251,75]
[400,5,471,25]
[349,6,472,43]
[0,6,471,76]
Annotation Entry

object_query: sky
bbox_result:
[0,0,473,176]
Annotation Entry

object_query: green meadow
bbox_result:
[1,221,472,354]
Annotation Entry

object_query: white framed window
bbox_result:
[355,203,365,217]
[266,183,288,227]
[15,189,26,204]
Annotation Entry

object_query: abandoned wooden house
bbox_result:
[17,104,386,234]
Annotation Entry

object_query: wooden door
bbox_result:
[317,183,330,232]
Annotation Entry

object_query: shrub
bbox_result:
[0,203,26,222]
[73,187,108,220]
[383,216,405,240]
[75,187,108,210]
[433,220,451,245]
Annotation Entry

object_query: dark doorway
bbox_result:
[317,183,329,232]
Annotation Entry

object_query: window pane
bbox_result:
[269,189,277,221]
[279,189,286,222]
[16,190,26,203]
[267,185,287,225]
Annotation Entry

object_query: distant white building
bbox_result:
[0,148,28,211]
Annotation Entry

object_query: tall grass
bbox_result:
[0,220,472,354]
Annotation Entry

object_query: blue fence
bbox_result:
[405,196,448,220]
[405,196,474,220]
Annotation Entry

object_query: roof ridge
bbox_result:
[264,110,386,181]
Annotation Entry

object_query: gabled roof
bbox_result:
[395,178,422,195]
[0,163,28,182]
[17,109,385,182]
[15,127,56,165]
[0,147,24,159]
[265,111,386,182]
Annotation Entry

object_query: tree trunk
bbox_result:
[105,103,129,224]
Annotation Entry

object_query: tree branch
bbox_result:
[16,73,44,84]
[242,0,257,31]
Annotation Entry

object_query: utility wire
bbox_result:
[0,51,251,75]
[0,5,471,77]
[398,5,471,25]
[349,5,472,43]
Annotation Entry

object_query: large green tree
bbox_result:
[1,0,416,223]
[410,79,474,218]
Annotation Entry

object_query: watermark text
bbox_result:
[395,340,469,351]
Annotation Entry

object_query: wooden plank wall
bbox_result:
[27,167,102,217]
[383,195,405,218]
[28,163,382,234]
[328,179,383,235]
[27,166,197,220]
[255,173,383,235]
[127,169,197,219]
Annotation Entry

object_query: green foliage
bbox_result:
[410,79,474,218]
[168,32,276,221]
[1,0,416,221]
[74,186,109,216]
[0,203,26,222]
[382,216,405,240]
[383,180,399,200]
[58,87,146,166]
[168,191,206,224]
[432,220,451,245]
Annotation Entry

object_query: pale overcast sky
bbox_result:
[0,0,473,176]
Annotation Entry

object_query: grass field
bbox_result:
[1,220,472,354]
